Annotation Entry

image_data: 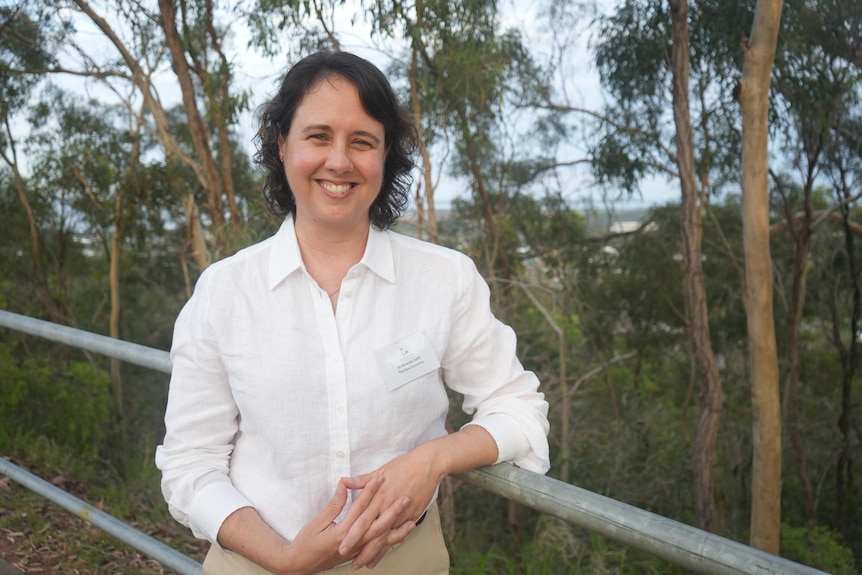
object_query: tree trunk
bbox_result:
[409,46,439,243]
[74,0,225,268]
[774,175,817,523]
[183,193,212,295]
[109,205,124,414]
[832,164,859,532]
[457,112,512,282]
[158,0,227,256]
[668,0,725,534]
[200,1,242,235]
[738,0,784,554]
[2,136,64,324]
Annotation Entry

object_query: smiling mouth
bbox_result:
[320,181,353,196]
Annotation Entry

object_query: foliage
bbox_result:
[590,0,745,196]
[449,494,685,575]
[781,523,857,575]
[0,3,64,123]
[0,343,111,459]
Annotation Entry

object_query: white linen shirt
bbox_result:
[155,217,550,544]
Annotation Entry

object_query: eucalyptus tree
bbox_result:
[737,0,784,553]
[587,0,744,534]
[367,0,556,250]
[9,0,254,270]
[798,1,862,536]
[668,0,728,535]
[743,0,862,543]
[22,88,159,412]
[762,0,862,529]
[589,0,861,552]
[821,115,862,535]
[802,174,862,540]
[382,7,575,535]
[0,5,68,323]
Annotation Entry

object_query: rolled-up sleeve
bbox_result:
[443,257,551,475]
[154,269,254,543]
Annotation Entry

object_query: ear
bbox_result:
[277,134,285,161]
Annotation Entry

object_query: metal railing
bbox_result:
[0,309,830,575]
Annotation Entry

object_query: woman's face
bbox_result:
[280,75,387,235]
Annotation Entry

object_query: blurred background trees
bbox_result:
[0,0,859,573]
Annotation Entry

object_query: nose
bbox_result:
[325,143,353,172]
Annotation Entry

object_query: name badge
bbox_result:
[374,331,441,391]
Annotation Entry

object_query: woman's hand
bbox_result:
[217,475,414,575]
[338,446,442,569]
[283,475,415,574]
[337,426,500,570]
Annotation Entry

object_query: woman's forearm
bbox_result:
[423,424,500,480]
[217,506,295,574]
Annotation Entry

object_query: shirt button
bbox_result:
[336,404,345,413]
[343,291,352,299]
[336,450,345,458]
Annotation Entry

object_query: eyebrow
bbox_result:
[300,124,382,146]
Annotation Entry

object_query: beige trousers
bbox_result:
[202,503,449,575]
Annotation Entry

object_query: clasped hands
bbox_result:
[285,448,441,573]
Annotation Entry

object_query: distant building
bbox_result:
[609,221,642,234]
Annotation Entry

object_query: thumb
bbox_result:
[314,479,349,530]
[341,471,378,491]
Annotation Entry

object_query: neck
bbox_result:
[293,216,369,292]
[295,220,368,260]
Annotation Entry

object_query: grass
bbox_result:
[0,435,207,575]
[0,477,205,574]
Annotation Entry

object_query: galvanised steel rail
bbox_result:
[0,309,830,575]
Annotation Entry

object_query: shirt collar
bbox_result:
[362,225,396,284]
[267,217,396,290]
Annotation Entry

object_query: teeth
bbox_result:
[322,182,351,195]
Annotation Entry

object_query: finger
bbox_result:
[338,511,374,556]
[365,544,393,570]
[385,519,417,546]
[350,532,388,570]
[373,495,411,535]
[341,471,377,490]
[309,480,349,533]
[335,476,386,556]
[340,474,383,526]
[352,521,416,569]
[339,495,410,556]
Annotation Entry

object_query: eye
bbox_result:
[308,133,329,142]
[352,138,374,149]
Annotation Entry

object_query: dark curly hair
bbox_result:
[254,50,418,229]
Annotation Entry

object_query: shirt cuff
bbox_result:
[189,480,256,544]
[463,413,530,465]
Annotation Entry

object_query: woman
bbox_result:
[156,50,550,575]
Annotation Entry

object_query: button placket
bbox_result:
[309,272,351,479]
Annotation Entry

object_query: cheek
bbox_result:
[284,149,320,180]
[361,153,386,184]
